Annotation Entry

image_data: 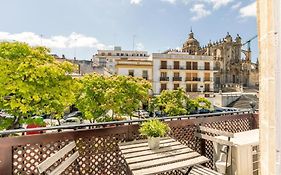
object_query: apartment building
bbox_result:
[93,46,149,74]
[116,58,153,81]
[152,51,215,98]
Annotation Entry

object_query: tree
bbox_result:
[196,97,211,109]
[76,74,151,122]
[154,89,188,116]
[75,74,109,122]
[106,75,151,118]
[0,42,80,130]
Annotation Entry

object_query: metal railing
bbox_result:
[0,110,252,136]
[160,77,169,81]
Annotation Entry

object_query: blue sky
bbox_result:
[0,0,258,61]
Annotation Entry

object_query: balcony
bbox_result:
[160,65,167,69]
[0,112,258,175]
[186,77,201,81]
[173,77,182,81]
[160,77,169,81]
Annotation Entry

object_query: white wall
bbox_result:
[117,68,152,80]
[152,55,215,94]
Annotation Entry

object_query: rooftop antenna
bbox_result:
[40,34,43,46]
[74,38,77,59]
[132,35,136,51]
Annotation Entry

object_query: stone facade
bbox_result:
[182,30,259,91]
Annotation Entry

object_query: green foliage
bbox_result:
[0,117,14,130]
[96,115,127,123]
[139,119,170,137]
[75,74,109,121]
[76,74,151,122]
[0,42,80,130]
[186,99,199,114]
[153,89,188,116]
[195,97,211,109]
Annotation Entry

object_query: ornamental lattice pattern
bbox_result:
[9,114,256,175]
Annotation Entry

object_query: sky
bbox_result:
[0,0,258,61]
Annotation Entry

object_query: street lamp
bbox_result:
[249,101,256,113]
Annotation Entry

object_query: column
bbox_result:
[257,0,280,174]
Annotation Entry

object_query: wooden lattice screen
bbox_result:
[0,113,258,175]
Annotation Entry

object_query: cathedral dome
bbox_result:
[182,30,200,54]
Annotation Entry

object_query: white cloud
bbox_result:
[135,42,145,50]
[130,0,142,5]
[198,0,233,9]
[239,2,256,18]
[208,0,233,9]
[190,4,211,21]
[161,0,176,4]
[231,2,241,9]
[0,32,108,49]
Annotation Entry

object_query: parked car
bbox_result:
[63,111,82,120]
[154,111,167,117]
[198,109,211,114]
[133,110,150,118]
[61,117,82,125]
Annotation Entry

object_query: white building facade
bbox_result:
[116,58,153,81]
[152,52,215,98]
[93,46,149,74]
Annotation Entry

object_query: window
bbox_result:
[121,53,124,56]
[142,70,148,79]
[108,53,112,56]
[174,61,180,69]
[161,61,167,69]
[101,53,105,56]
[125,53,128,56]
[160,84,167,92]
[205,62,210,70]
[186,73,192,81]
[186,62,192,70]
[128,70,134,77]
[204,73,210,81]
[174,72,180,77]
[174,84,179,90]
[192,62,198,70]
[117,53,120,56]
[192,73,198,81]
[205,84,210,92]
[192,84,198,92]
[186,84,191,92]
[160,72,167,77]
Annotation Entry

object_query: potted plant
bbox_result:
[139,119,170,150]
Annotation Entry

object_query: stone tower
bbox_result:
[182,29,200,54]
[181,31,257,91]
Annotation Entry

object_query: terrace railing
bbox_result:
[0,110,258,175]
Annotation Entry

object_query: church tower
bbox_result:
[182,29,200,55]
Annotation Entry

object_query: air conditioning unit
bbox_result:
[213,129,259,175]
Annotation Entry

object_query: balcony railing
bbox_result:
[160,77,169,81]
[173,77,182,81]
[186,77,201,81]
[0,111,258,175]
[161,66,214,70]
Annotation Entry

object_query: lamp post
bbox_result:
[249,101,256,113]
